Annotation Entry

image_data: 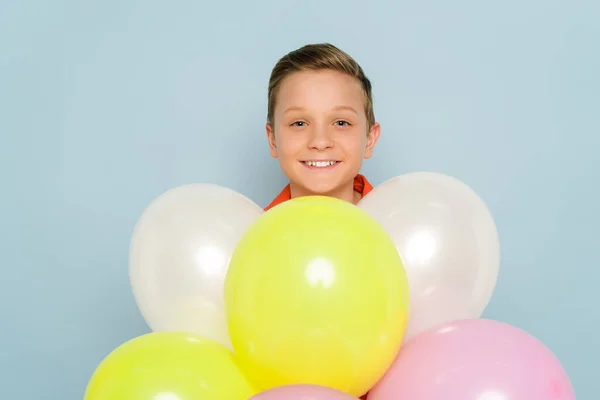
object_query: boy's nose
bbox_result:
[307,127,334,150]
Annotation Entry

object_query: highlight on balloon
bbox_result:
[84,172,575,400]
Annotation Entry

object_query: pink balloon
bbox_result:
[250,384,359,400]
[368,319,575,400]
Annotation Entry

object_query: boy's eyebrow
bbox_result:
[283,106,305,114]
[332,105,358,115]
[283,105,358,114]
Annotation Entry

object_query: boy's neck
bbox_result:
[289,181,361,205]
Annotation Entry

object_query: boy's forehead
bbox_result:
[276,70,365,112]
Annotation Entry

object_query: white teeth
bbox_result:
[305,160,337,167]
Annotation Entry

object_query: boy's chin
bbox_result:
[295,181,345,196]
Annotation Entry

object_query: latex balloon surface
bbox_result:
[84,332,257,400]
[367,319,575,400]
[225,196,410,397]
[129,183,263,348]
[358,172,500,340]
[250,384,359,400]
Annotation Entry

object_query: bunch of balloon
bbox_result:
[83,172,576,400]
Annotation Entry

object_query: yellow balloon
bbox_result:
[84,332,257,400]
[225,196,410,397]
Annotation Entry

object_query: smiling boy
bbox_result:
[264,43,381,211]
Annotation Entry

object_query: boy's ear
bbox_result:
[266,123,278,158]
[364,122,381,159]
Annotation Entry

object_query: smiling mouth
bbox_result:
[301,160,340,169]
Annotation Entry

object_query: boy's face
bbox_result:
[267,69,380,196]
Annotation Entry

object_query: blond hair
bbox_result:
[267,43,375,130]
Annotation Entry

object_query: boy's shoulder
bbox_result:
[264,174,373,211]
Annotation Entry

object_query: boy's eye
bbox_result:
[291,121,306,127]
[335,120,351,126]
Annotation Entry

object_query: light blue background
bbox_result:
[1,0,598,398]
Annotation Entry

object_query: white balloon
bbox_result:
[358,172,500,341]
[129,184,264,348]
